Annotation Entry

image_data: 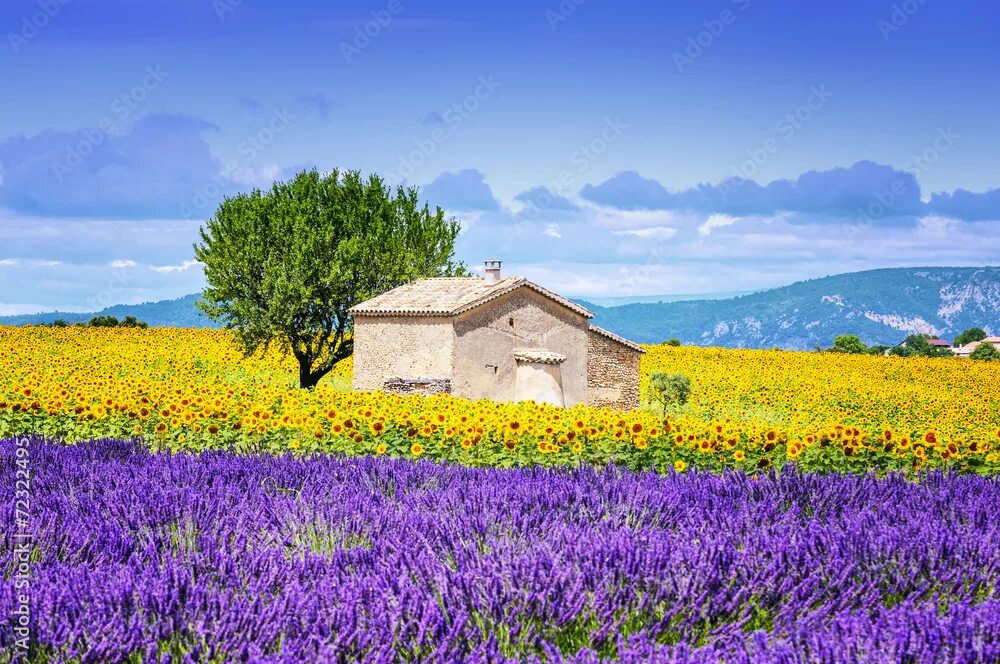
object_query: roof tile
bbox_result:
[350,276,594,319]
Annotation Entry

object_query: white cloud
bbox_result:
[150,260,201,274]
[543,223,562,239]
[594,208,694,230]
[614,226,679,241]
[0,258,63,268]
[109,259,137,269]
[698,214,738,236]
[229,164,283,188]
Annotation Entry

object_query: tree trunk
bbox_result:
[299,357,321,389]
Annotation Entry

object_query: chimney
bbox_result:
[483,259,502,285]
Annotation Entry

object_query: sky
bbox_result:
[2,0,1000,314]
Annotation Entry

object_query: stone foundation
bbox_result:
[382,377,452,396]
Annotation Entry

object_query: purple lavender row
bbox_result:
[1,437,998,662]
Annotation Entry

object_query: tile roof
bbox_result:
[957,337,1000,353]
[513,349,567,364]
[349,276,594,319]
[588,324,646,353]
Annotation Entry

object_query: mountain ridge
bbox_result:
[2,266,998,349]
[581,266,1000,349]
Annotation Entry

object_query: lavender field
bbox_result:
[2,438,1000,662]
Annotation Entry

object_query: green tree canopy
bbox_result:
[831,334,868,354]
[969,342,1000,361]
[195,169,465,388]
[647,372,692,417]
[954,327,987,347]
[890,334,953,358]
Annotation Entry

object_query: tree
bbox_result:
[891,334,952,358]
[88,315,120,327]
[970,342,1000,361]
[954,327,987,347]
[831,334,868,354]
[648,372,692,417]
[195,169,465,389]
[665,338,681,347]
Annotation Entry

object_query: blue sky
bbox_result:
[2,0,1000,313]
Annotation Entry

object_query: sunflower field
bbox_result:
[1,326,999,474]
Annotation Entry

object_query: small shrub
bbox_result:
[970,342,1000,361]
[648,371,691,417]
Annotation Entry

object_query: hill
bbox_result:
[3,267,998,349]
[582,267,1000,349]
[0,294,218,328]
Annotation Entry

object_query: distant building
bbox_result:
[891,336,954,355]
[954,336,1000,358]
[349,261,645,410]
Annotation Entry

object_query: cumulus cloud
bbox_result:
[514,186,580,212]
[580,171,673,211]
[420,169,500,211]
[109,259,137,268]
[150,260,201,274]
[698,214,739,236]
[927,187,1000,221]
[581,161,927,221]
[0,114,222,219]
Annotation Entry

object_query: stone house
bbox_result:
[350,261,645,410]
[954,336,1000,358]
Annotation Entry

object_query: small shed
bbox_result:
[349,261,645,410]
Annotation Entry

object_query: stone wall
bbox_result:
[587,331,641,410]
[382,377,452,396]
[352,315,454,391]
[451,288,591,406]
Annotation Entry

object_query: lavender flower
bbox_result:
[1,438,998,662]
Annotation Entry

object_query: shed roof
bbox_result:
[349,276,594,319]
[589,324,646,353]
[513,349,567,364]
